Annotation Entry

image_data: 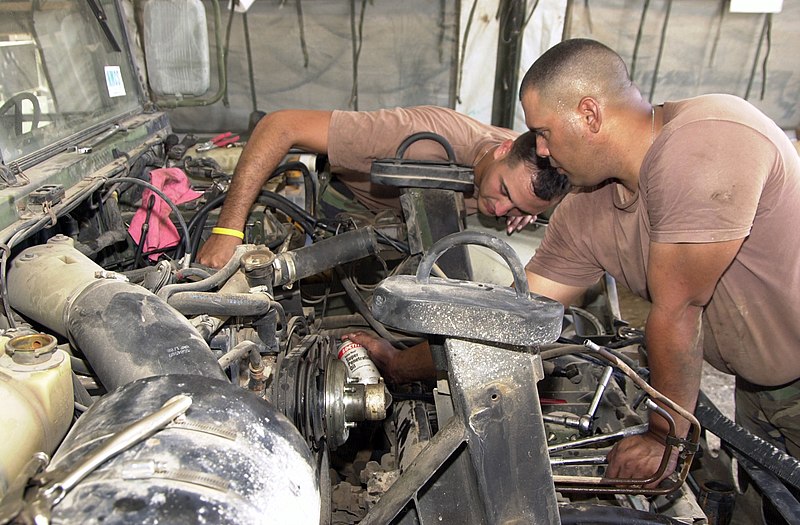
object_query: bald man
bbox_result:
[518,38,800,494]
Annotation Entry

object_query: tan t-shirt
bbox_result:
[527,94,800,386]
[327,106,518,213]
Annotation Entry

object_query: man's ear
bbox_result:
[578,97,601,133]
[495,139,514,159]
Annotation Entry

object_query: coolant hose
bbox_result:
[158,244,254,303]
[168,290,276,316]
[273,227,378,286]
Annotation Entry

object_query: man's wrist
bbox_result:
[211,227,245,240]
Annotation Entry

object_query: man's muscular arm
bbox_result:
[196,110,333,268]
[606,239,743,483]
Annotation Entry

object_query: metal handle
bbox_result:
[394,132,457,163]
[415,231,529,299]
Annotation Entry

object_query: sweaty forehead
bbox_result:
[522,91,547,129]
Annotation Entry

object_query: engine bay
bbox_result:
[0,109,723,524]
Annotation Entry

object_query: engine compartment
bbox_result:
[0,109,718,524]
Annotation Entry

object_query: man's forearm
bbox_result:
[215,130,293,230]
[643,303,704,438]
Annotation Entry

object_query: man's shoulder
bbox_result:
[664,94,774,132]
[334,106,508,133]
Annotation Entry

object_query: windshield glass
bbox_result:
[0,0,141,166]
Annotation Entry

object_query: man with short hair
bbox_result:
[197,106,570,268]
[519,38,800,489]
[346,40,798,520]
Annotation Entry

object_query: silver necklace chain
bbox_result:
[650,106,656,145]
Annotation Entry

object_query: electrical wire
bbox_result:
[108,177,192,267]
[708,0,727,68]
[745,13,768,101]
[455,0,479,105]
[349,0,368,109]
[630,0,650,82]
[374,229,409,254]
[335,266,407,348]
[760,14,773,101]
[295,0,309,68]
[242,11,258,112]
[222,0,236,107]
[648,0,672,103]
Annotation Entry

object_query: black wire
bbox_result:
[456,0,479,105]
[108,177,193,262]
[630,0,650,82]
[708,0,726,68]
[349,0,368,110]
[760,13,772,101]
[295,0,309,68]
[648,0,672,103]
[522,0,541,29]
[222,0,236,107]
[242,11,258,112]
[374,229,409,254]
[745,13,770,101]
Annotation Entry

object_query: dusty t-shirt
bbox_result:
[527,94,800,386]
[327,106,518,214]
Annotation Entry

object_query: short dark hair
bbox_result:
[507,131,570,201]
[519,38,631,105]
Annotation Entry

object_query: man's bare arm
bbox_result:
[526,271,587,306]
[196,110,334,268]
[606,238,743,482]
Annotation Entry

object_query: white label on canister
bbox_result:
[337,339,381,384]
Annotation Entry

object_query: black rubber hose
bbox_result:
[334,265,406,348]
[180,192,227,260]
[107,177,193,263]
[273,227,378,286]
[186,190,320,263]
[158,244,248,303]
[168,291,275,316]
[256,191,317,234]
[182,161,319,260]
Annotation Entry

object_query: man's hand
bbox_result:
[342,331,404,384]
[196,234,242,269]
[341,331,437,385]
[605,432,678,487]
[506,214,537,234]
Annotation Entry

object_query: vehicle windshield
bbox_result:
[0,0,141,166]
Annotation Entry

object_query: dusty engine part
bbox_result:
[38,374,320,524]
[6,237,226,391]
[0,333,73,500]
[269,334,391,450]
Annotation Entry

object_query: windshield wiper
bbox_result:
[85,0,121,52]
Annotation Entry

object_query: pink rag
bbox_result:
[128,167,203,260]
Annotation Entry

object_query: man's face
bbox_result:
[522,89,595,188]
[476,157,552,218]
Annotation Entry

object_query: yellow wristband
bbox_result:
[211,227,244,240]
